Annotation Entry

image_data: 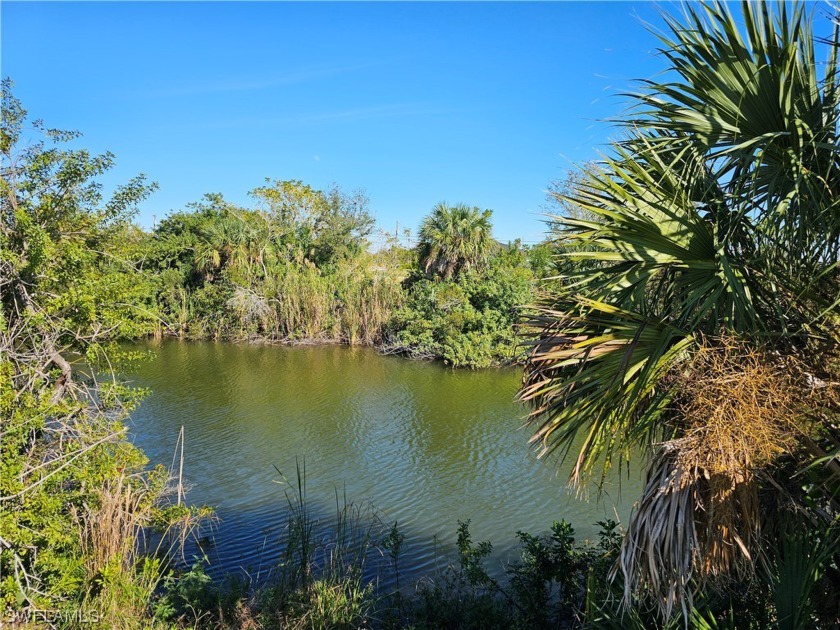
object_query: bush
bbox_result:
[387,245,535,367]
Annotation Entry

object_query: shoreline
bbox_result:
[143,331,524,369]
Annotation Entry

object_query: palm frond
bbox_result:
[520,298,694,485]
[521,1,840,621]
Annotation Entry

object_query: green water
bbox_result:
[125,340,640,581]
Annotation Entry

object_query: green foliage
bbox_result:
[1,80,159,343]
[523,241,559,281]
[389,241,536,367]
[250,179,375,269]
[153,557,220,623]
[520,1,840,623]
[406,518,622,630]
[146,185,404,346]
[0,79,197,624]
[144,467,630,630]
[141,192,541,367]
[417,202,494,280]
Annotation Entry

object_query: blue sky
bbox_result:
[2,1,679,244]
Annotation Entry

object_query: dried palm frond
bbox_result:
[671,339,807,485]
[228,285,274,331]
[617,451,699,620]
[618,336,831,617]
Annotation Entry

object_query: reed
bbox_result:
[240,461,382,629]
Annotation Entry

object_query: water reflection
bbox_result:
[125,341,640,583]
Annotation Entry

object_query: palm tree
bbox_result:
[417,202,494,280]
[193,222,224,280]
[519,1,840,621]
[193,213,254,280]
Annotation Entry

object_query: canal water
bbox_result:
[124,340,639,584]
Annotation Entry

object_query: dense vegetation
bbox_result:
[143,193,547,367]
[521,1,840,627]
[387,203,542,366]
[0,78,207,624]
[3,1,840,628]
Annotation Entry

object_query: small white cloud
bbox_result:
[313,155,320,162]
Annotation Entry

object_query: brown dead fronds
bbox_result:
[619,336,837,619]
[618,452,699,620]
[671,339,806,489]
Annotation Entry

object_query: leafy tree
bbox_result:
[391,243,534,367]
[0,79,194,620]
[417,202,495,280]
[519,2,840,623]
[1,79,159,342]
[147,182,398,343]
[250,179,374,268]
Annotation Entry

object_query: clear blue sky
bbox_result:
[3,1,678,244]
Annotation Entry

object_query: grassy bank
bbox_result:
[152,466,625,630]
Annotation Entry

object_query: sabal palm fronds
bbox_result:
[520,1,840,620]
[193,211,274,281]
[417,202,494,280]
[193,214,236,278]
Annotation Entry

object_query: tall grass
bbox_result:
[72,472,209,627]
[196,461,384,629]
[158,464,635,630]
[214,257,405,345]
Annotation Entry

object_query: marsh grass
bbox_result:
[212,260,404,346]
[71,470,211,628]
[159,465,624,629]
[169,461,387,629]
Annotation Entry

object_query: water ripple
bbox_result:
[126,341,641,587]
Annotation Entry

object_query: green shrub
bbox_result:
[387,246,534,367]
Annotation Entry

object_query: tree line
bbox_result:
[2,1,840,627]
[142,184,552,367]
